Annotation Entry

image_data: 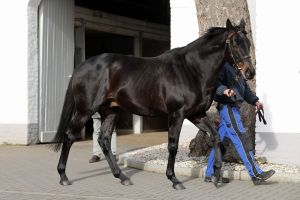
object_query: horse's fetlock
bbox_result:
[166,172,173,179]
[166,166,175,179]
[57,164,65,174]
[113,169,121,178]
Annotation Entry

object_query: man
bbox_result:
[89,112,117,163]
[204,62,275,185]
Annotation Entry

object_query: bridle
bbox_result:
[226,31,251,72]
[225,31,267,124]
[225,30,251,102]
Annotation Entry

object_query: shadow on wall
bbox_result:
[255,94,278,153]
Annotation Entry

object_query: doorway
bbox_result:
[38,0,170,142]
[74,2,170,134]
[142,38,170,131]
[83,30,135,137]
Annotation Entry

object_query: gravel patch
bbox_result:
[123,139,300,175]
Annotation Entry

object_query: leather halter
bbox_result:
[226,30,251,100]
[226,31,251,71]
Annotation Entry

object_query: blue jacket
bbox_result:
[214,62,258,105]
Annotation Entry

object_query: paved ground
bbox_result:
[0,132,300,200]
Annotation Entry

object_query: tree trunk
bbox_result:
[189,0,257,163]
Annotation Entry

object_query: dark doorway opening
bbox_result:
[142,38,169,131]
[85,30,134,58]
[84,30,134,137]
[75,0,170,25]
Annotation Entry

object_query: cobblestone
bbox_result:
[0,133,300,200]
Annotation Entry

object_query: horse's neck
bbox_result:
[176,36,227,96]
[185,32,227,72]
[185,45,227,82]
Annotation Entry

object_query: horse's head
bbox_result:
[225,19,255,80]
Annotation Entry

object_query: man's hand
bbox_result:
[224,89,236,97]
[255,101,264,110]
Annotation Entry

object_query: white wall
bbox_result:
[170,0,199,48]
[172,0,300,166]
[0,1,31,144]
[255,0,300,165]
[0,1,28,124]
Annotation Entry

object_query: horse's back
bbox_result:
[70,52,193,116]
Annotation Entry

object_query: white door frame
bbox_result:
[39,0,74,142]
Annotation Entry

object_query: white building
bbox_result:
[0,0,170,145]
[0,0,299,166]
[176,0,300,166]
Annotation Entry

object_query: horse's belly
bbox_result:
[120,102,167,117]
[111,90,168,117]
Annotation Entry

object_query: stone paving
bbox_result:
[0,132,300,200]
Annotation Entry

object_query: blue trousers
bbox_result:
[205,105,263,178]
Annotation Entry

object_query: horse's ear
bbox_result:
[239,18,246,29]
[226,19,233,29]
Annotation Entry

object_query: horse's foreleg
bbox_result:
[166,109,185,190]
[98,109,133,186]
[188,114,222,187]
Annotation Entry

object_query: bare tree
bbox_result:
[189,0,257,163]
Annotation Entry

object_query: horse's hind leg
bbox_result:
[57,139,74,185]
[57,112,91,186]
[98,108,133,186]
[166,109,185,190]
[188,114,222,187]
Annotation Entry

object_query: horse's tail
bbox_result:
[50,81,75,152]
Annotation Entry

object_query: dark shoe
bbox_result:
[257,170,275,181]
[204,176,230,183]
[252,170,275,185]
[89,155,100,163]
[252,177,264,185]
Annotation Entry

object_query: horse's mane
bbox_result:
[202,27,227,39]
[184,27,227,51]
[160,27,228,56]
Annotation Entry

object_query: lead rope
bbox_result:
[256,107,267,125]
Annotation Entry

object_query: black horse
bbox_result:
[52,19,255,190]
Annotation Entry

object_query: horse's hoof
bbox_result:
[59,179,72,186]
[121,179,133,186]
[173,182,186,190]
[211,176,219,188]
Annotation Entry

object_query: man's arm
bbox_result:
[215,67,229,96]
[244,81,260,106]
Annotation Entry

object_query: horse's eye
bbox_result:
[233,37,240,46]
